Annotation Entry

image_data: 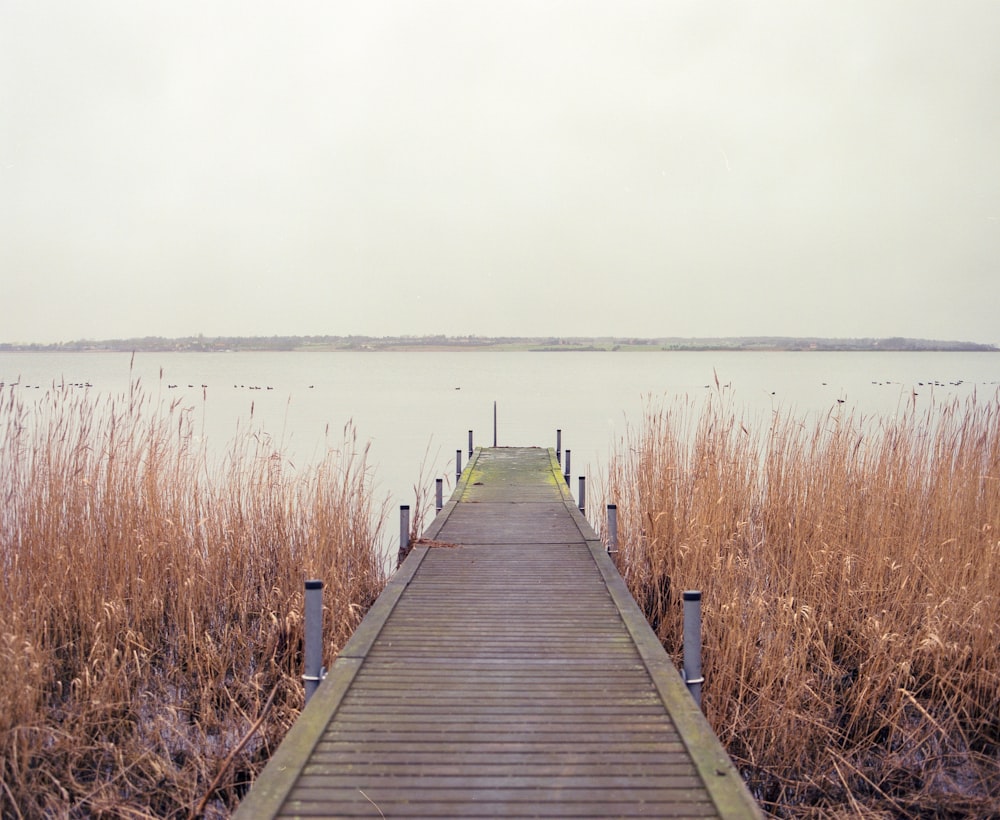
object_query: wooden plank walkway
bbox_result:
[235,447,761,818]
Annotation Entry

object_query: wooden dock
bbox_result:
[235,447,761,818]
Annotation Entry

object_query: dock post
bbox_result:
[607,504,618,553]
[468,430,473,459]
[435,478,443,512]
[493,402,497,447]
[456,450,462,482]
[578,476,586,514]
[563,450,571,486]
[303,580,324,704]
[398,505,410,566]
[556,429,562,464]
[683,591,704,709]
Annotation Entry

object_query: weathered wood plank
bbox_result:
[301,775,708,791]
[285,786,716,804]
[311,740,698,755]
[337,700,665,712]
[302,757,700,773]
[280,799,721,818]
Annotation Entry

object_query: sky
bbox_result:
[2,1,999,345]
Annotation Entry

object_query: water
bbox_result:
[3,350,998,521]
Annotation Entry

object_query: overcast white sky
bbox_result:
[2,1,998,344]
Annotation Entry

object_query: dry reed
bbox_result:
[604,388,1000,818]
[0,376,387,817]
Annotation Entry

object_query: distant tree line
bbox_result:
[1,335,996,353]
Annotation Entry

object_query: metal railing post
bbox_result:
[607,503,618,553]
[556,429,562,464]
[578,476,586,514]
[563,449,571,486]
[468,430,473,459]
[683,590,704,709]
[456,450,462,482]
[435,478,443,512]
[397,505,410,566]
[303,579,324,704]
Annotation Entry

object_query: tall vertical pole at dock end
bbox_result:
[468,430,473,459]
[556,429,562,464]
[563,450,571,486]
[303,580,323,704]
[456,450,462,482]
[578,476,586,514]
[683,590,704,709]
[435,478,443,512]
[493,402,497,447]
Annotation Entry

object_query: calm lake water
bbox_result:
[3,350,999,526]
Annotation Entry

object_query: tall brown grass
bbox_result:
[0,377,386,817]
[604,389,1000,818]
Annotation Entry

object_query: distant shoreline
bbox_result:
[1,335,997,354]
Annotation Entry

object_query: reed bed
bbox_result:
[0,377,387,818]
[604,388,1000,818]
